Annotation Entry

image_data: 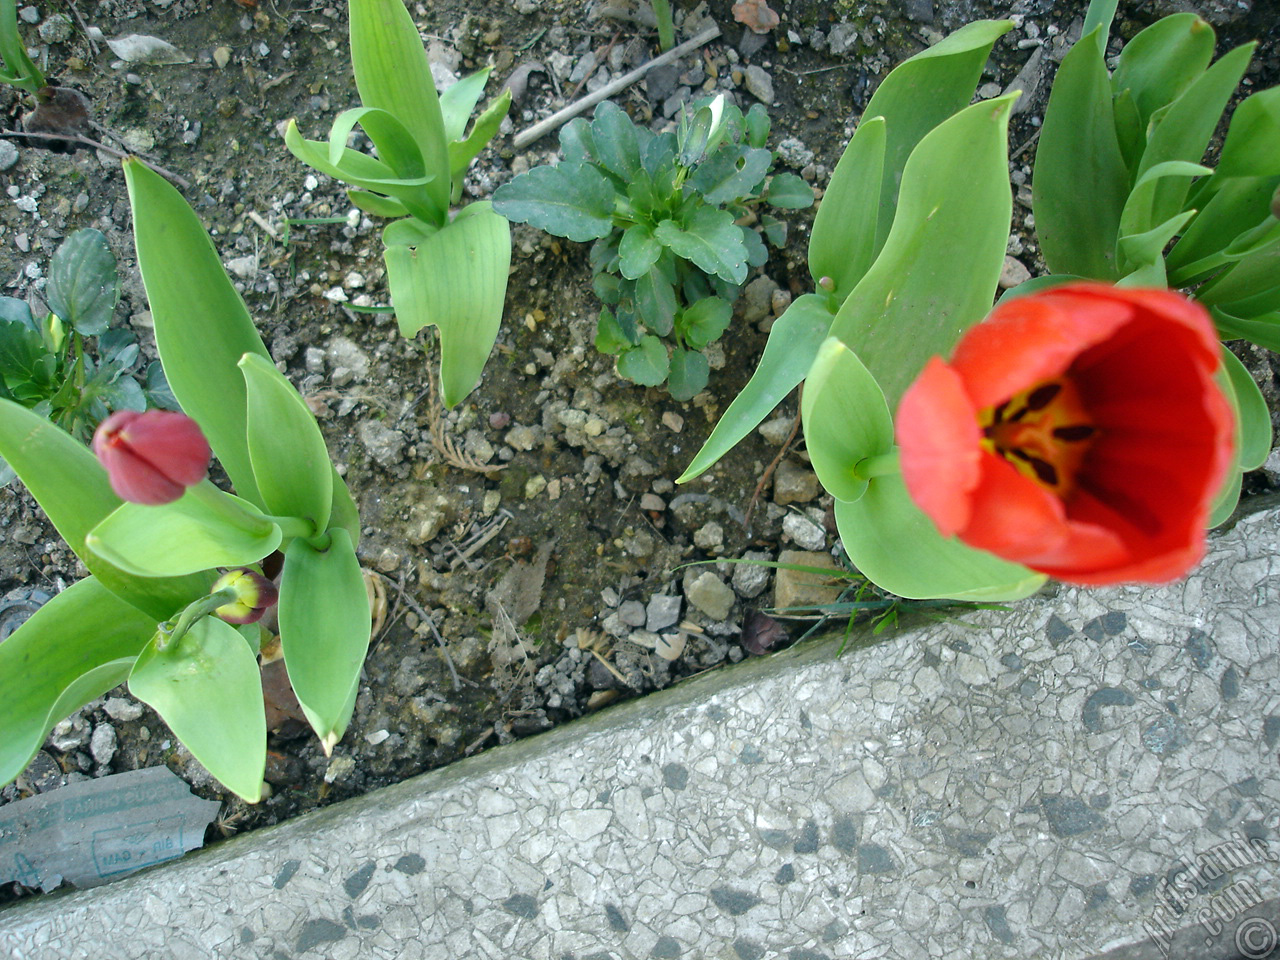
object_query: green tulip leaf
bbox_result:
[491,161,617,242]
[678,293,834,483]
[1208,468,1244,528]
[1197,242,1280,316]
[835,478,1046,601]
[348,0,450,220]
[801,337,894,504]
[0,576,154,789]
[382,217,440,247]
[1220,347,1272,472]
[1032,25,1128,279]
[808,116,885,302]
[0,396,211,619]
[1167,174,1280,280]
[1117,208,1197,277]
[327,106,426,181]
[831,95,1016,407]
[439,67,492,143]
[278,527,370,753]
[1212,308,1280,353]
[239,353,333,535]
[1117,160,1211,242]
[859,19,1014,254]
[448,88,511,192]
[616,335,669,387]
[384,202,511,407]
[123,159,271,509]
[46,228,120,337]
[1111,13,1215,127]
[130,617,265,802]
[86,487,281,578]
[347,189,409,219]
[1216,87,1280,180]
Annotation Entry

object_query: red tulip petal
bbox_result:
[99,443,188,505]
[896,357,982,536]
[957,452,1069,556]
[120,411,211,487]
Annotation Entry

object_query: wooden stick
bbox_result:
[513,24,721,150]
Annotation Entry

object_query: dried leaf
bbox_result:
[732,0,780,34]
[740,609,787,655]
[106,34,193,65]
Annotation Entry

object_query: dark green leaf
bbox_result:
[144,360,180,410]
[689,147,772,206]
[741,225,768,269]
[744,103,770,149]
[559,117,597,164]
[0,316,45,383]
[492,162,617,242]
[1212,307,1280,352]
[1220,347,1271,471]
[764,172,814,209]
[594,307,632,355]
[642,132,679,182]
[0,295,36,332]
[591,100,645,183]
[635,268,677,337]
[654,207,748,284]
[616,335,669,386]
[47,229,120,337]
[1216,87,1280,180]
[594,271,622,304]
[618,223,663,280]
[760,214,786,247]
[667,348,709,401]
[678,296,732,350]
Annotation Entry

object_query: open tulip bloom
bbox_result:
[898,284,1234,586]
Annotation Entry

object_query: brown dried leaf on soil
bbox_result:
[733,0,780,34]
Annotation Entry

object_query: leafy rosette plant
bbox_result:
[1032,0,1279,515]
[285,0,512,407]
[0,160,371,803]
[492,95,813,401]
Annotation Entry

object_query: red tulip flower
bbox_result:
[92,410,211,505]
[896,283,1233,586]
[210,568,279,624]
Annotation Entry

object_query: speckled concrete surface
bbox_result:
[4,510,1280,960]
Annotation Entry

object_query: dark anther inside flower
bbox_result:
[211,569,279,625]
[896,283,1234,586]
[92,410,211,505]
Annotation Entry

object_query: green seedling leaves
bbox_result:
[764,173,814,209]
[86,487,281,578]
[239,353,332,535]
[808,116,885,302]
[348,189,410,219]
[130,617,266,802]
[618,223,663,280]
[617,335,669,386]
[667,347,709,402]
[595,307,632,355]
[385,202,511,407]
[492,161,616,242]
[654,207,748,285]
[834,482,1045,601]
[46,228,120,337]
[634,267,678,336]
[800,337,894,504]
[690,147,772,207]
[679,294,833,483]
[0,576,153,789]
[592,100,647,183]
[124,159,271,509]
[678,296,733,350]
[832,95,1016,407]
[278,527,370,753]
[448,87,511,192]
[559,117,597,164]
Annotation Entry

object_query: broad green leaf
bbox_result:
[0,576,153,788]
[491,162,616,242]
[595,307,632,355]
[382,216,439,246]
[1208,468,1243,527]
[447,88,511,192]
[327,469,362,545]
[0,397,210,619]
[809,116,885,301]
[1033,25,1128,278]
[1213,308,1280,352]
[618,223,663,280]
[439,67,491,143]
[1216,87,1280,180]
[1080,0,1119,41]
[87,487,281,578]
[1137,43,1254,225]
[591,100,646,184]
[1197,242,1280,315]
[678,293,833,483]
[764,173,814,209]
[0,315,45,382]
[1111,14,1215,126]
[1112,88,1145,173]
[995,274,1085,305]
[860,19,1014,253]
[130,617,265,802]
[1220,347,1271,471]
[327,106,426,180]
[835,479,1045,601]
[239,353,332,534]
[667,347,709,402]
[1117,209,1197,276]
[801,337,894,503]
[384,203,511,407]
[559,117,597,164]
[123,159,270,508]
[689,147,772,206]
[1117,160,1211,242]
[741,225,768,269]
[654,206,748,285]
[744,102,770,148]
[832,95,1015,407]
[1167,175,1280,279]
[617,335,669,386]
[348,189,409,219]
[635,267,677,337]
[278,527,370,753]
[47,229,119,336]
[678,296,732,350]
[760,213,786,247]
[348,0,450,218]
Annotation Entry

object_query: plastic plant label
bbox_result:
[0,766,219,892]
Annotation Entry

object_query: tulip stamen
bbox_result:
[978,377,1094,497]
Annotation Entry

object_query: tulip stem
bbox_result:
[157,588,238,652]
[262,514,318,541]
[854,451,901,480]
[188,481,277,537]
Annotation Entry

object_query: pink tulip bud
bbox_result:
[211,569,279,625]
[92,410,211,505]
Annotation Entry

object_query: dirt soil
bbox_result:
[0,0,1277,903]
